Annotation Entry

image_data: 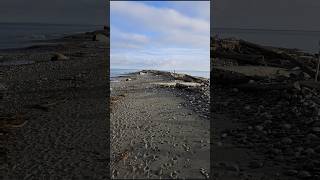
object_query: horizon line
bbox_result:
[0,21,105,27]
[212,27,320,33]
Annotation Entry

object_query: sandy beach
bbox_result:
[1,29,110,179]
[110,70,210,179]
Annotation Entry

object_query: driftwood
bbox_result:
[213,38,317,79]
[234,82,299,92]
[233,80,320,92]
[213,49,267,66]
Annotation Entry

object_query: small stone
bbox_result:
[232,88,239,92]
[286,169,298,176]
[298,171,311,178]
[281,137,293,144]
[312,127,320,132]
[255,125,264,131]
[271,148,282,154]
[282,124,292,130]
[170,171,178,178]
[244,105,251,110]
[249,161,263,169]
[225,163,239,172]
[93,33,109,42]
[221,133,228,138]
[51,53,69,61]
[305,148,315,155]
[156,168,163,176]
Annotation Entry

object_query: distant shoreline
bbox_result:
[110,68,210,79]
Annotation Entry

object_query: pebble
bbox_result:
[281,137,293,144]
[298,171,312,178]
[286,169,298,176]
[282,123,292,129]
[249,161,263,169]
[312,127,320,132]
[225,163,239,172]
[255,125,264,131]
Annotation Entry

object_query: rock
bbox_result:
[282,123,292,130]
[281,137,293,144]
[255,125,264,131]
[221,133,228,138]
[304,148,315,155]
[244,105,251,110]
[93,33,109,42]
[298,171,311,179]
[307,133,318,141]
[286,169,298,176]
[225,163,239,172]
[249,161,263,169]
[312,127,320,132]
[51,53,69,61]
[270,148,282,155]
[232,88,239,92]
[293,81,301,91]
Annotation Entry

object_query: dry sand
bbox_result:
[1,30,110,179]
[110,72,210,179]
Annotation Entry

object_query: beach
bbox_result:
[1,29,110,179]
[110,70,210,179]
[211,37,320,179]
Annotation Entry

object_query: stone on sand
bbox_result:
[51,53,69,61]
[93,33,109,42]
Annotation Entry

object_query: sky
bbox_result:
[0,0,107,25]
[212,0,320,31]
[110,1,210,71]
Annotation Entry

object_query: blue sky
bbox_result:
[110,1,210,71]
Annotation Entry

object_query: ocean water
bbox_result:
[213,28,320,54]
[0,23,103,49]
[110,69,141,78]
[110,68,210,79]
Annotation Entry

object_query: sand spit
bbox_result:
[110,70,210,179]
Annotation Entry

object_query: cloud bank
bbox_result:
[110,1,210,71]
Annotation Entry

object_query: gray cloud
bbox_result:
[0,0,108,25]
[212,0,320,31]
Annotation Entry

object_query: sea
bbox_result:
[0,22,103,49]
[213,28,320,54]
[110,68,210,79]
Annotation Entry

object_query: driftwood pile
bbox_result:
[212,37,320,178]
[211,37,320,92]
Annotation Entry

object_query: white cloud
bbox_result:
[111,1,210,47]
[110,1,210,71]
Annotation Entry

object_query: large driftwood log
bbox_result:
[233,80,320,92]
[213,48,267,66]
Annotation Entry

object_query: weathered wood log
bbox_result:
[299,80,320,90]
[285,56,315,78]
[213,49,267,66]
[234,82,298,92]
[212,68,254,85]
[233,80,320,92]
